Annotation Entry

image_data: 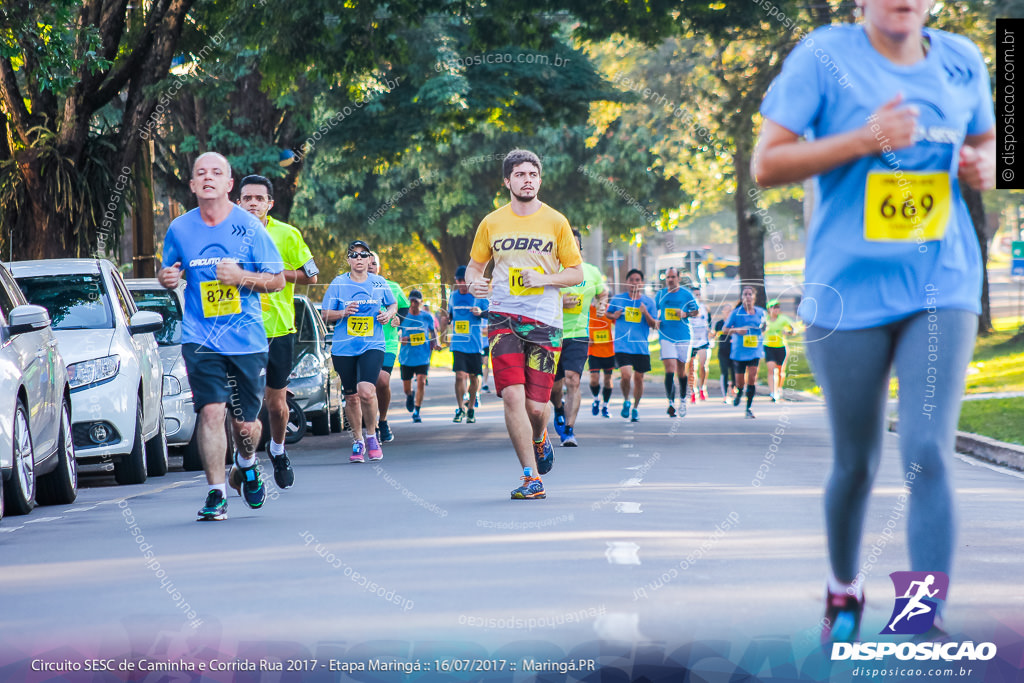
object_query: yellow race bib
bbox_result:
[864,171,950,242]
[593,329,611,344]
[454,320,470,335]
[347,316,373,337]
[624,307,641,323]
[564,295,583,315]
[766,334,784,347]
[410,332,426,346]
[200,280,241,318]
[509,267,543,296]
[664,308,681,321]
[743,334,759,348]
[259,293,273,313]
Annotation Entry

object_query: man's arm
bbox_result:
[521,263,583,289]
[466,258,490,298]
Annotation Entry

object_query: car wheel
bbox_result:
[284,396,306,445]
[4,398,37,515]
[145,406,169,477]
[329,404,342,433]
[309,409,330,436]
[724,265,738,278]
[114,403,148,485]
[182,430,203,471]
[37,397,78,505]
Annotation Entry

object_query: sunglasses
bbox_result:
[348,251,372,259]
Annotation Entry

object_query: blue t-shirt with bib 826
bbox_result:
[399,311,436,366]
[447,290,489,354]
[322,273,396,355]
[655,287,699,343]
[761,25,994,331]
[607,292,658,355]
[726,306,767,362]
[161,205,283,355]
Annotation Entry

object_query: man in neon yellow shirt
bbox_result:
[550,228,607,447]
[369,252,410,442]
[238,175,318,489]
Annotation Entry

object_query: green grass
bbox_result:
[958,398,1024,446]
[966,328,1024,394]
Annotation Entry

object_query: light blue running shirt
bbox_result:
[761,25,994,331]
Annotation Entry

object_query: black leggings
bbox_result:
[333,351,386,395]
[718,351,735,394]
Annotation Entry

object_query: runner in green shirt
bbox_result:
[238,175,318,490]
[764,299,797,402]
[551,229,607,447]
[369,252,410,442]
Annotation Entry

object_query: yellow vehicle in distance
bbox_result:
[654,248,740,284]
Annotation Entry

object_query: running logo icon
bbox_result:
[881,571,949,635]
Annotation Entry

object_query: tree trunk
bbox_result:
[733,143,766,305]
[963,186,992,335]
[16,150,75,259]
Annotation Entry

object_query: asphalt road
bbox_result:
[1,370,1022,681]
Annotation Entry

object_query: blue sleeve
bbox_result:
[478,298,489,312]
[322,281,341,311]
[447,300,455,316]
[683,291,698,313]
[161,226,180,269]
[607,295,623,314]
[964,39,995,135]
[646,296,658,315]
[760,35,824,136]
[726,309,739,327]
[252,226,284,274]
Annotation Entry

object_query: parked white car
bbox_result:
[11,259,168,485]
[0,263,78,522]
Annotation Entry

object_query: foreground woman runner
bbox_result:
[753,0,994,643]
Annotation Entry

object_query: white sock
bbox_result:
[269,439,285,456]
[236,452,256,468]
[213,483,227,497]
[828,570,863,600]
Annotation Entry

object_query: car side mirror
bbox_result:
[129,310,163,335]
[7,304,51,336]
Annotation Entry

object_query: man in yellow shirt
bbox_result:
[238,175,318,490]
[466,149,583,500]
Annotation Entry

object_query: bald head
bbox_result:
[189,151,234,204]
[192,152,231,178]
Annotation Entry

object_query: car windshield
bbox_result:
[16,274,114,330]
[130,288,183,345]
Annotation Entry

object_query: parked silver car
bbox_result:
[291,295,342,435]
[126,279,198,465]
[0,262,77,522]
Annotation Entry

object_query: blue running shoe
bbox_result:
[821,589,865,645]
[412,407,422,423]
[235,459,265,509]
[350,441,365,463]
[378,420,394,443]
[620,400,631,419]
[197,489,227,521]
[601,405,610,418]
[533,431,554,475]
[511,467,546,499]
[592,399,600,416]
[631,408,639,423]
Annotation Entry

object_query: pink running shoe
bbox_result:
[350,441,366,463]
[366,434,384,461]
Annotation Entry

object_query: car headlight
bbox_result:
[68,354,120,389]
[162,375,182,396]
[289,353,321,380]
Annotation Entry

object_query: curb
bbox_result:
[887,418,1024,473]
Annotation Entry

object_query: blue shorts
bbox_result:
[182,344,267,422]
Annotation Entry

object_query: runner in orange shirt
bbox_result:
[587,302,615,418]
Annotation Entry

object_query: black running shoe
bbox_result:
[405,393,415,412]
[270,451,294,489]
[466,409,476,423]
[235,459,266,509]
[733,392,742,407]
[378,420,395,442]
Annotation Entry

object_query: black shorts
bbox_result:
[733,358,761,373]
[453,350,483,376]
[588,355,616,371]
[615,352,651,374]
[689,343,710,360]
[182,344,267,422]
[266,333,296,390]
[400,364,430,381]
[332,351,385,395]
[764,346,787,365]
[554,337,589,380]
